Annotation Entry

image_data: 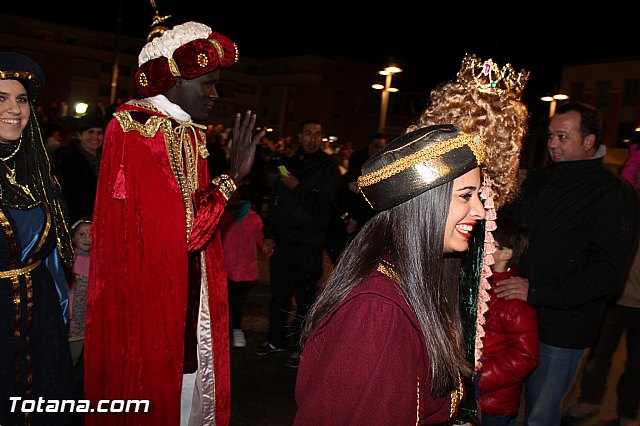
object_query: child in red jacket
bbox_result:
[479,214,539,426]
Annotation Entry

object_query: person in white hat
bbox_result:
[84,20,264,426]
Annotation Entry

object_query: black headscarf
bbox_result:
[0,52,74,269]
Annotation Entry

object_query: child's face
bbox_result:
[73,223,92,252]
[492,240,511,264]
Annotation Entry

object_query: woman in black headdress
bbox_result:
[0,52,76,426]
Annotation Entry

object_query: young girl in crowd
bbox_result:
[220,184,267,347]
[68,218,92,365]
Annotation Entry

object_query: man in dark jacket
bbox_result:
[54,114,104,223]
[495,101,639,426]
[324,133,389,263]
[256,119,340,368]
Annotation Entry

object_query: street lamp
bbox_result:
[540,93,569,118]
[74,102,89,116]
[372,65,402,133]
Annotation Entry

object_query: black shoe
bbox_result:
[255,341,285,356]
[286,351,300,368]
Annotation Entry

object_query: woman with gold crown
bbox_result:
[0,52,77,426]
[411,53,529,424]
[293,54,529,425]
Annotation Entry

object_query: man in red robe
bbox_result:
[84,20,264,425]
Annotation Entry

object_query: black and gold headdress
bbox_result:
[0,52,44,100]
[358,124,485,211]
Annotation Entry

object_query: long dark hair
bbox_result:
[301,180,470,398]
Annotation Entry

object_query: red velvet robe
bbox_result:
[84,101,230,425]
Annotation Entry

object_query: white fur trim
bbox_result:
[138,22,212,66]
[146,94,191,122]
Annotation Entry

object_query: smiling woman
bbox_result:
[294,124,486,425]
[0,51,76,426]
[410,53,530,423]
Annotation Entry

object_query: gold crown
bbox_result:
[456,53,529,99]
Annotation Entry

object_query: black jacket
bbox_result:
[264,149,340,247]
[505,157,639,348]
[55,142,101,223]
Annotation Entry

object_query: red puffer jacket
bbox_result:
[479,269,539,416]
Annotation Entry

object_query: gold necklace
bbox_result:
[377,259,398,282]
[0,138,22,162]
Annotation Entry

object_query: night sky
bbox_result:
[4,0,639,99]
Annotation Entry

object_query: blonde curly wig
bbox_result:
[408,63,529,208]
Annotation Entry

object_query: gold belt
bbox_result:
[0,260,42,279]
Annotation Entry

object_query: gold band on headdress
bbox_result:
[168,58,181,77]
[209,39,224,62]
[0,70,41,97]
[0,70,37,81]
[358,132,484,188]
[358,124,485,211]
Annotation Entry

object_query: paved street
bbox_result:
[563,338,634,426]
[230,281,297,426]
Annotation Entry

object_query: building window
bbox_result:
[595,80,611,107]
[617,122,636,146]
[622,79,640,106]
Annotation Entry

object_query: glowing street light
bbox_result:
[74,102,89,116]
[372,65,402,132]
[541,93,569,118]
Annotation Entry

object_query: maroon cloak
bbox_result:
[84,101,230,425]
[294,269,454,425]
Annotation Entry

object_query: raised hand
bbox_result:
[228,110,265,182]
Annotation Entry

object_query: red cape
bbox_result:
[84,102,230,425]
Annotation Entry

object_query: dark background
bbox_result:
[5,0,639,98]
